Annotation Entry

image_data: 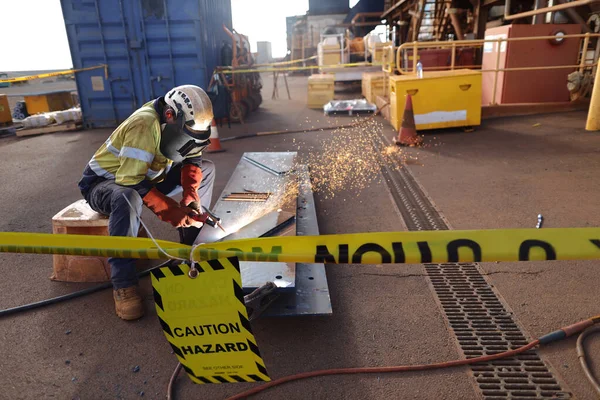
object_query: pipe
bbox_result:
[504,0,598,21]
[223,24,237,68]
[351,12,383,24]
[222,23,234,39]
[580,33,591,73]
[448,9,465,40]
[394,33,600,74]
[556,0,592,32]
[533,0,547,24]
[381,0,410,18]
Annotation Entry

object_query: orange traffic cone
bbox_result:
[206,119,225,153]
[393,94,422,147]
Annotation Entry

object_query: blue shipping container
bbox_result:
[61,0,232,128]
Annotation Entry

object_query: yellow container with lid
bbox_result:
[389,69,482,131]
[370,41,392,63]
[24,90,74,115]
[0,94,11,124]
[362,72,385,103]
[320,43,341,66]
[308,74,335,109]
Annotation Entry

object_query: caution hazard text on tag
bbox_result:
[151,257,270,384]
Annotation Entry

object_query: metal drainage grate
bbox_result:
[370,134,570,399]
[425,263,570,399]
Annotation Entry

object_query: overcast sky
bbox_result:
[0,0,358,71]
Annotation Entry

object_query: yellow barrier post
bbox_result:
[586,62,600,131]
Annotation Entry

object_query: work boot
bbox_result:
[113,286,144,320]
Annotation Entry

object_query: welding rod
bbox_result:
[222,198,268,202]
[243,156,289,177]
[231,192,271,196]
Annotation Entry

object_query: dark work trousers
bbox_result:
[85,160,215,289]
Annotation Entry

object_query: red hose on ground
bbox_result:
[225,340,540,400]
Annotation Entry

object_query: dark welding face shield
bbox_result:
[160,108,210,163]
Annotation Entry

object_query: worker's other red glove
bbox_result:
[180,164,202,208]
[143,188,196,227]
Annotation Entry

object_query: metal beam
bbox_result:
[556,0,592,32]
[382,0,410,18]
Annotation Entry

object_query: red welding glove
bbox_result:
[143,188,197,228]
[180,164,203,209]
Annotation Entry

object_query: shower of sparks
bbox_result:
[217,172,299,240]
[291,117,421,199]
[225,115,426,236]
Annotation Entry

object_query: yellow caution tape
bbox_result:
[0,65,108,84]
[215,61,382,75]
[2,228,600,264]
[0,232,188,260]
[220,55,318,69]
[152,258,270,384]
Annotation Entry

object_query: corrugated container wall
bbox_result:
[60,0,232,128]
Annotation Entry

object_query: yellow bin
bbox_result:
[389,69,481,131]
[370,41,392,63]
[24,90,74,115]
[308,74,335,109]
[362,72,385,104]
[0,94,11,124]
[320,43,341,66]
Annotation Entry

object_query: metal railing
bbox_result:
[387,33,600,105]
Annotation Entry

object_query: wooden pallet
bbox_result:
[16,122,82,137]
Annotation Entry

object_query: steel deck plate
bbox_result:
[263,165,332,317]
[195,152,297,291]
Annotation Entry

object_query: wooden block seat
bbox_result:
[51,199,145,283]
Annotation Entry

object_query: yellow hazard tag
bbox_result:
[151,257,270,384]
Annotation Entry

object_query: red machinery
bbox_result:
[401,47,477,72]
[482,24,581,105]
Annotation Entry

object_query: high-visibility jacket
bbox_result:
[78,100,201,197]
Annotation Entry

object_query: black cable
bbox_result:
[0,260,171,318]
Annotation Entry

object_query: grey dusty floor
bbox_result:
[0,75,598,400]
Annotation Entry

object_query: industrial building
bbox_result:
[1,1,600,400]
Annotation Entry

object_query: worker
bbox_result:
[78,85,216,321]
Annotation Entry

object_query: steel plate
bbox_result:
[195,152,297,291]
[263,165,332,317]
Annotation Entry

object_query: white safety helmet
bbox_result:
[164,85,214,141]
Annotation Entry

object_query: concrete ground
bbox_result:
[0,75,598,400]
